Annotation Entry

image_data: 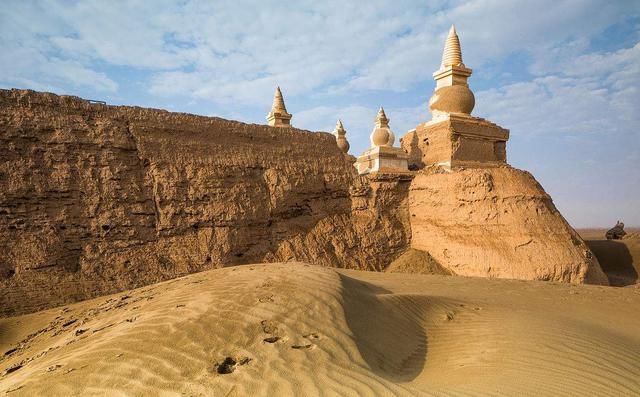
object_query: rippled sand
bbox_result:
[1,263,639,396]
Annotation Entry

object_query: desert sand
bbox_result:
[2,262,639,396]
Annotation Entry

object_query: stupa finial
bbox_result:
[333,119,350,153]
[266,86,292,127]
[442,25,464,68]
[375,107,390,128]
[272,86,287,112]
[429,25,475,117]
[370,107,395,147]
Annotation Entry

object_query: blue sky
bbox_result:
[1,0,639,227]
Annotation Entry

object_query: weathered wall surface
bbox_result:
[0,89,607,316]
[0,89,411,316]
[409,166,608,284]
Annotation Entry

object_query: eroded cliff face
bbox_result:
[0,89,607,316]
[409,166,608,284]
[0,89,411,316]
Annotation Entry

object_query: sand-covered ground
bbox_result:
[1,262,639,396]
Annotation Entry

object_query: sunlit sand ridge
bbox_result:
[2,263,639,396]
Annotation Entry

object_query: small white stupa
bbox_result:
[333,119,350,153]
[266,86,292,127]
[354,107,409,175]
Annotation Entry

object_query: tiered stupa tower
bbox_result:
[429,25,474,119]
[266,86,292,127]
[333,119,350,153]
[354,107,409,175]
[403,25,509,169]
[399,26,607,285]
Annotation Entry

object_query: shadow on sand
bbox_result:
[338,273,428,382]
[586,240,638,286]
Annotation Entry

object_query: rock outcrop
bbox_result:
[0,89,410,316]
[409,166,608,284]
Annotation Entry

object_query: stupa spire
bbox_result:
[429,25,475,117]
[441,25,464,68]
[375,107,390,128]
[416,24,509,170]
[266,86,292,127]
[333,119,350,153]
[272,86,287,113]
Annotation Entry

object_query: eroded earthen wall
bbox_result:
[402,122,453,169]
[0,89,411,316]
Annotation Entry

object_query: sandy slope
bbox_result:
[1,263,639,396]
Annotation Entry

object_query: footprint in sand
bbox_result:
[260,321,284,344]
[3,363,23,376]
[46,364,62,372]
[4,347,18,357]
[289,332,321,349]
[74,328,89,336]
[260,320,278,334]
[291,344,315,350]
[214,357,252,374]
[303,333,320,340]
[258,295,274,303]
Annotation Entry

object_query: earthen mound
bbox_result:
[409,166,608,284]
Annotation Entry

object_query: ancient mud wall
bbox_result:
[0,89,607,316]
[0,89,411,316]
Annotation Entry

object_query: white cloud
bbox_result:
[0,0,638,226]
[343,0,639,93]
[145,1,435,104]
[476,42,640,137]
[0,2,119,93]
[471,40,640,227]
[0,43,117,93]
[2,0,638,103]
[45,1,193,69]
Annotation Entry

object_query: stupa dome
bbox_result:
[370,107,393,147]
[429,85,475,116]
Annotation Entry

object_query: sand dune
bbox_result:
[1,263,639,396]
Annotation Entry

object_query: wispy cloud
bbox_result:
[0,0,638,226]
[476,42,640,137]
